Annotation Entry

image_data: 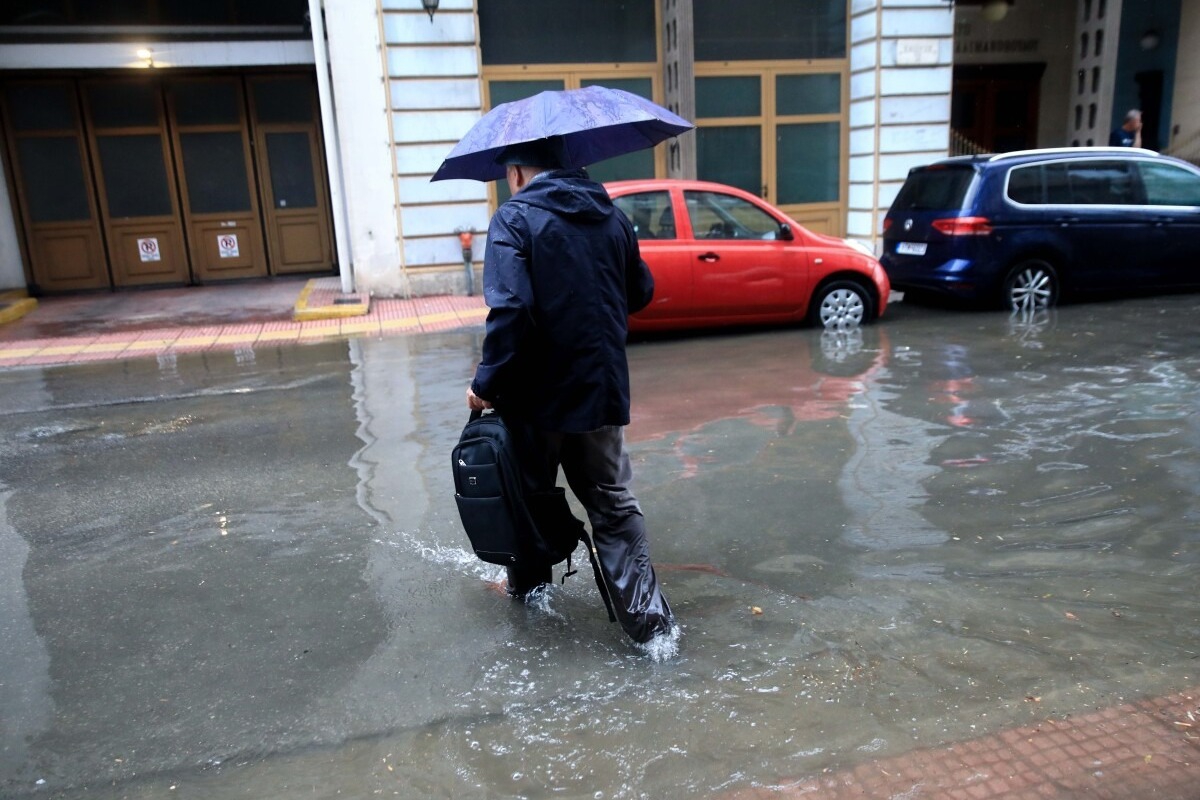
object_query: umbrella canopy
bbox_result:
[430,85,694,182]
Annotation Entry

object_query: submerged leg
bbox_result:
[561,426,674,643]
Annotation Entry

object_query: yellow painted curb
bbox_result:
[293,279,370,321]
[0,296,37,326]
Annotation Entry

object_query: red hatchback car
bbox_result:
[605,179,890,332]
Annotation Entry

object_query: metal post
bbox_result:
[457,228,475,296]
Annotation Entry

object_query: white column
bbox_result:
[0,147,25,290]
[1067,0,1123,147]
[847,0,953,253]
[324,0,407,297]
[382,0,489,297]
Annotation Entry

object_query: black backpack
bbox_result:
[452,410,616,618]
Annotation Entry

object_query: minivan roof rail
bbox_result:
[986,146,1159,162]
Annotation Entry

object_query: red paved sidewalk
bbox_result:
[0,278,488,369]
[728,685,1200,800]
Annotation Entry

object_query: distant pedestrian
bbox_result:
[1109,109,1142,148]
[466,138,676,647]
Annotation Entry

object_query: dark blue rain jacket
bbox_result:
[470,169,654,433]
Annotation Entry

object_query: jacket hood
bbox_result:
[510,169,613,223]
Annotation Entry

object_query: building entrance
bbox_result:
[1,71,333,293]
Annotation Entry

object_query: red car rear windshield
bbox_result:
[892,166,976,212]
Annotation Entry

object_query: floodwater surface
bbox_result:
[1,296,1197,798]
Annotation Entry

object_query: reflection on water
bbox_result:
[3,297,1199,799]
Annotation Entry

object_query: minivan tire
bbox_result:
[809,280,873,329]
[1002,260,1058,311]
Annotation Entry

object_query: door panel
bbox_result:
[107,221,187,283]
[1,81,109,291]
[1137,161,1200,286]
[83,79,188,287]
[168,78,267,281]
[4,71,334,292]
[951,65,1043,153]
[248,76,333,275]
[683,189,796,317]
[612,190,692,322]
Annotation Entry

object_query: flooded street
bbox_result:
[1,295,1198,798]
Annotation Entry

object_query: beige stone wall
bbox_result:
[1169,0,1200,152]
[952,1,1076,147]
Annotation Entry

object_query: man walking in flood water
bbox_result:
[465,138,675,646]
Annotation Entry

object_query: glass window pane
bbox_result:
[5,83,77,131]
[157,0,306,24]
[776,74,840,116]
[1139,163,1200,206]
[488,79,565,108]
[613,191,675,240]
[685,190,782,240]
[265,132,317,209]
[1044,163,1071,203]
[172,81,240,126]
[75,0,150,24]
[16,137,92,222]
[696,77,760,118]
[252,79,314,125]
[579,77,652,100]
[776,122,839,205]
[695,0,846,61]
[480,0,656,65]
[587,150,655,185]
[1,1,69,25]
[96,134,173,217]
[1007,165,1043,204]
[697,126,761,196]
[892,167,975,210]
[87,83,160,129]
[1067,161,1136,204]
[157,0,229,24]
[180,132,251,214]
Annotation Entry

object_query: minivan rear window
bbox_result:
[892,166,976,211]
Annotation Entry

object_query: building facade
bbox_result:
[0,0,1195,299]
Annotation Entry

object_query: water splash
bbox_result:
[635,624,682,662]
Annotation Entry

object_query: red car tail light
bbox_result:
[882,218,893,233]
[932,216,993,236]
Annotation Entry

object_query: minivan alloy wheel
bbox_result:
[1003,260,1058,311]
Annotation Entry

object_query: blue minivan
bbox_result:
[880,148,1200,310]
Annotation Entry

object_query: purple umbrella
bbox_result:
[430,85,694,182]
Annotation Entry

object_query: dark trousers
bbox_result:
[507,422,674,643]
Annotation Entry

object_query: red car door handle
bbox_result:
[698,252,720,262]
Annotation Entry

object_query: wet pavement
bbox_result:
[0,278,487,367]
[1,291,1198,798]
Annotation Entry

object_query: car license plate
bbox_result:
[896,242,927,256]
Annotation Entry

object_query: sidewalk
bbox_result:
[727,684,1200,799]
[0,277,488,369]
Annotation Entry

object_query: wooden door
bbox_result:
[246,76,333,275]
[952,64,1044,153]
[82,79,189,287]
[0,80,109,291]
[167,77,267,282]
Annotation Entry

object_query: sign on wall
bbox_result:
[137,237,161,262]
[218,234,240,259]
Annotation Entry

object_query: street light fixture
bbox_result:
[421,0,438,22]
